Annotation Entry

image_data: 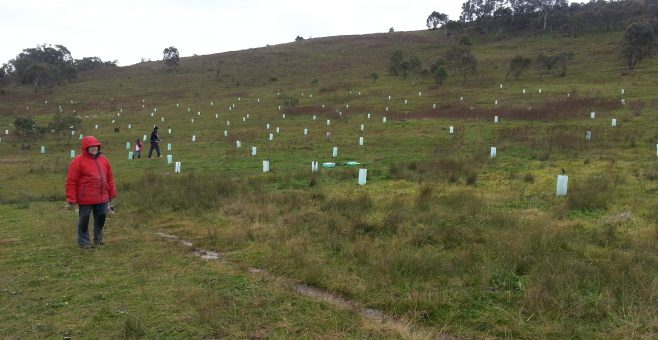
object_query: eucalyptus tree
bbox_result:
[163,46,180,72]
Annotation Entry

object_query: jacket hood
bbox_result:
[81,136,102,154]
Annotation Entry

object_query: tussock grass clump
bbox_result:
[378,198,409,235]
[566,172,622,213]
[121,172,240,211]
[389,156,482,185]
[122,316,146,339]
[439,189,485,223]
[391,245,445,280]
[415,184,434,210]
[321,192,373,218]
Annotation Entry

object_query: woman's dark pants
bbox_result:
[78,203,108,246]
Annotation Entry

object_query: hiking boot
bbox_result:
[79,244,94,249]
[94,241,105,246]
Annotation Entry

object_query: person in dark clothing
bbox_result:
[66,136,116,249]
[148,125,162,158]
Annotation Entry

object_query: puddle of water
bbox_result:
[295,284,352,309]
[361,307,388,322]
[156,232,178,240]
[155,232,221,260]
[193,249,221,260]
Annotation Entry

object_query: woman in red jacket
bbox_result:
[66,136,117,249]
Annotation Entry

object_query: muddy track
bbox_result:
[155,232,459,340]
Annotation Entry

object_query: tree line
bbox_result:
[453,0,657,35]
[425,0,656,70]
[0,44,117,92]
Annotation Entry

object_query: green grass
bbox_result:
[1,27,657,338]
[0,203,396,338]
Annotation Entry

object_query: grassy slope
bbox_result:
[1,28,657,338]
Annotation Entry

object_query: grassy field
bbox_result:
[1,27,657,338]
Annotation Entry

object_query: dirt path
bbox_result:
[155,232,458,340]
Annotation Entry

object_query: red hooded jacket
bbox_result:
[66,136,117,205]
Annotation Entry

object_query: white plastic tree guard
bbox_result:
[556,175,568,196]
[358,168,368,185]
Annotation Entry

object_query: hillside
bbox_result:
[2,28,655,115]
[1,26,657,339]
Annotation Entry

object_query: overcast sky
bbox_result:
[1,0,583,67]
